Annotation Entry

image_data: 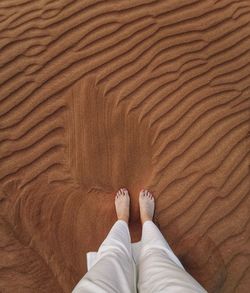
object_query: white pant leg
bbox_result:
[72,220,136,293]
[138,221,207,293]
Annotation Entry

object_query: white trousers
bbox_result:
[72,220,207,293]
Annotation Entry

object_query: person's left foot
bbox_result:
[115,188,130,223]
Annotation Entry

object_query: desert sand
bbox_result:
[0,0,249,292]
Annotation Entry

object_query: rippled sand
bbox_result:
[0,1,249,292]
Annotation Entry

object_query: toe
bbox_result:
[123,188,129,197]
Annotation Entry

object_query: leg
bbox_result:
[72,188,136,293]
[137,190,207,293]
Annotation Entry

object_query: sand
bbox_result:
[0,0,249,292]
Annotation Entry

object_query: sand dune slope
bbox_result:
[0,0,250,292]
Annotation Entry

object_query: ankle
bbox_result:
[141,216,153,225]
[118,216,129,224]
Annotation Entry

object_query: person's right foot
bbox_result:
[139,189,155,224]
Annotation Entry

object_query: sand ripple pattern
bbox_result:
[0,0,249,292]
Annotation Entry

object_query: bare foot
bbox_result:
[115,188,130,223]
[139,189,155,224]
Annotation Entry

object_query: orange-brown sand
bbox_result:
[0,0,250,292]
